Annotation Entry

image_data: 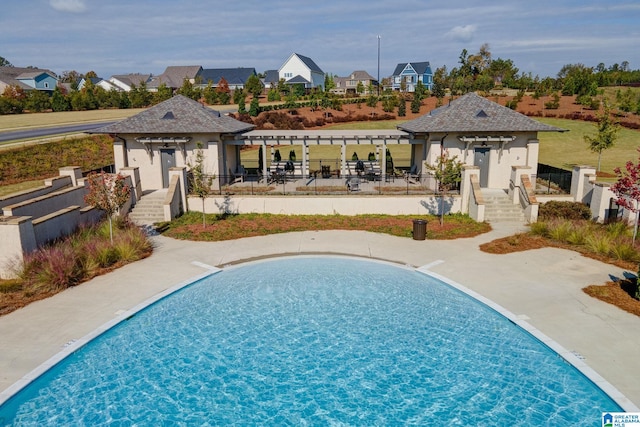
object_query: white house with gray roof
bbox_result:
[278,53,324,90]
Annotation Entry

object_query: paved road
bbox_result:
[0,122,115,143]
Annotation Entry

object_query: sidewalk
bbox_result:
[1,224,639,409]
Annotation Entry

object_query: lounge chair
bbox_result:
[230,165,246,183]
[347,177,361,192]
[403,164,420,184]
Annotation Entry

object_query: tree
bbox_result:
[425,151,463,225]
[216,77,231,104]
[410,94,421,113]
[398,99,406,117]
[153,83,173,104]
[324,73,336,92]
[188,142,214,228]
[0,56,13,67]
[245,74,263,98]
[84,172,131,244]
[24,89,51,112]
[356,81,364,96]
[249,95,260,116]
[584,100,619,171]
[51,86,71,112]
[611,148,640,243]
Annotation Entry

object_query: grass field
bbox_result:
[537,118,640,176]
[0,109,146,132]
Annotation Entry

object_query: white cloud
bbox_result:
[445,25,477,43]
[50,0,86,13]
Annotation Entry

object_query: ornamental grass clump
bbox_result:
[13,219,152,295]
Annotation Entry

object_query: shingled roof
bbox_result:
[398,92,565,134]
[90,95,254,134]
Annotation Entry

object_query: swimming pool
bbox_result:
[0,256,623,425]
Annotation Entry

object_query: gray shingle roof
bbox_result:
[148,65,202,89]
[90,95,254,134]
[197,68,256,86]
[392,62,431,76]
[294,53,323,74]
[398,92,565,133]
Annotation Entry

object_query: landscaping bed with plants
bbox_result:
[159,212,490,241]
[0,219,153,316]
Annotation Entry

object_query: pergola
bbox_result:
[238,129,415,181]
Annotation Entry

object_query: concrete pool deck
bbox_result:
[1,223,639,410]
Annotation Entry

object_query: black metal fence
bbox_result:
[536,163,572,194]
[201,171,440,196]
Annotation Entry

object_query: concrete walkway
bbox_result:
[1,223,639,410]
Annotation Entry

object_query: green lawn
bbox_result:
[537,118,640,176]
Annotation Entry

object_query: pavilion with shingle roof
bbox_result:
[90,95,253,190]
[397,92,565,188]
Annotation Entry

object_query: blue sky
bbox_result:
[1,0,639,80]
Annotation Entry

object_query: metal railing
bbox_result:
[195,172,441,196]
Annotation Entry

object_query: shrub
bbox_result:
[606,221,631,239]
[585,234,613,256]
[529,221,549,237]
[610,243,639,263]
[547,219,574,242]
[539,201,592,220]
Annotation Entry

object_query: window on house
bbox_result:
[44,82,49,88]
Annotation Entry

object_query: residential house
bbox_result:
[196,68,257,91]
[90,95,254,191]
[108,74,152,91]
[0,67,58,93]
[332,70,378,95]
[147,65,203,92]
[77,76,117,92]
[262,70,281,90]
[391,61,433,92]
[278,53,324,91]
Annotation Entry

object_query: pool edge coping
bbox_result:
[1,253,637,414]
[0,263,221,407]
[416,262,640,413]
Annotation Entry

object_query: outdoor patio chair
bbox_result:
[347,177,361,192]
[231,165,246,183]
[403,164,420,184]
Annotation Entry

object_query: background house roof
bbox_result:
[263,70,280,85]
[148,65,202,89]
[110,74,152,87]
[0,66,57,89]
[197,68,256,86]
[285,75,310,84]
[392,62,432,76]
[398,92,566,134]
[90,95,254,134]
[292,53,323,74]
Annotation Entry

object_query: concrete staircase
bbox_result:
[128,190,167,225]
[482,189,526,223]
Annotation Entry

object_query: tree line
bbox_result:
[1,46,640,116]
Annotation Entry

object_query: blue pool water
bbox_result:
[0,257,622,425]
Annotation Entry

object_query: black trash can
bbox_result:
[412,219,427,240]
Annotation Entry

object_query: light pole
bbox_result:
[377,35,381,96]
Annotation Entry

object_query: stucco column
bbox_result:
[571,165,596,203]
[168,167,188,213]
[460,165,479,214]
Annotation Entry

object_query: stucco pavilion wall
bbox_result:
[423,132,538,189]
[190,195,461,217]
[116,134,221,191]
